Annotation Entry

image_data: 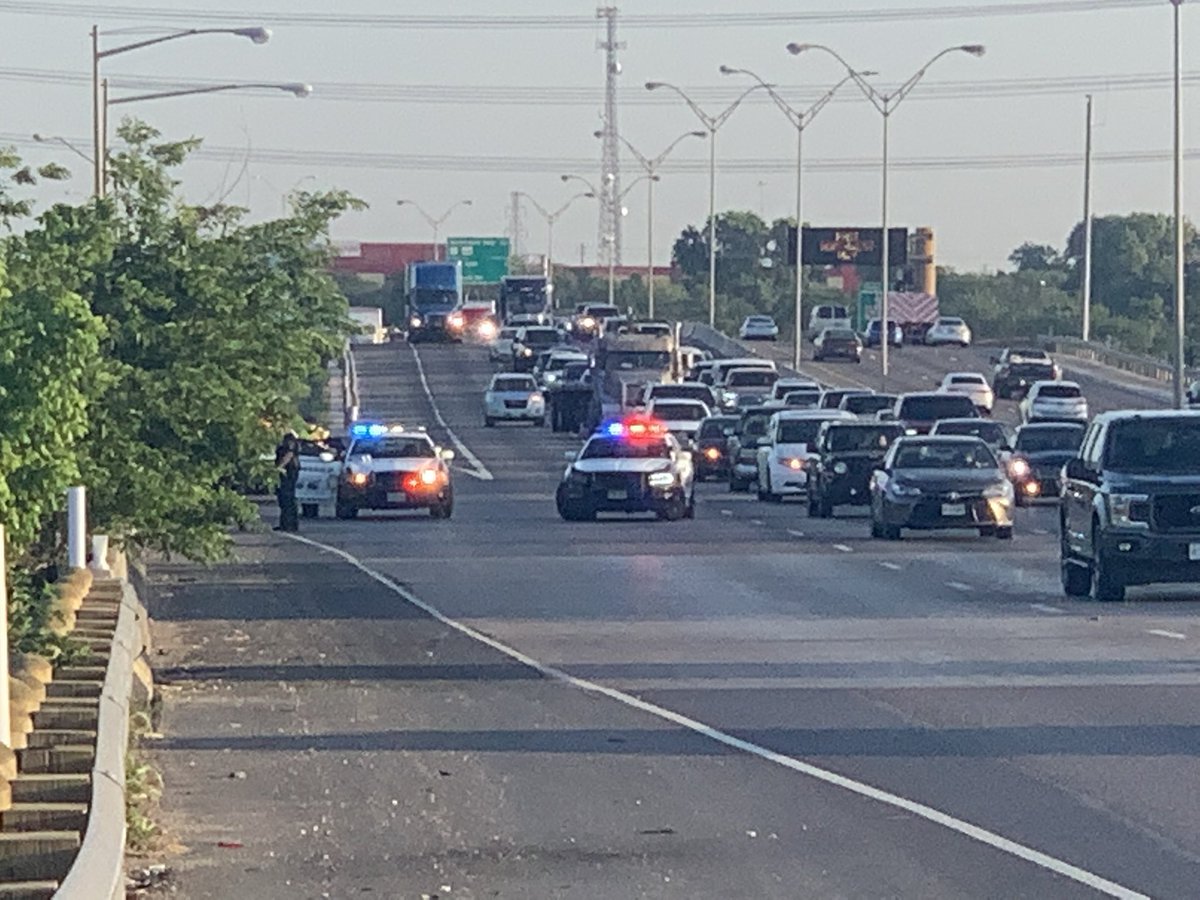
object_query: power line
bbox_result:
[4,65,1197,106]
[0,0,1158,29]
[6,132,1199,174]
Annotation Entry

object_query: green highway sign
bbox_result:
[446,237,510,285]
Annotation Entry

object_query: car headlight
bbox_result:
[703,447,721,461]
[648,471,677,489]
[530,392,544,404]
[419,468,439,486]
[580,316,596,329]
[905,428,918,436]
[410,315,422,328]
[888,480,922,498]
[348,471,369,487]
[1008,458,1030,479]
[778,455,805,470]
[1107,493,1151,528]
[448,313,465,329]
[478,321,498,340]
[521,347,533,357]
[832,461,848,475]
[983,482,1013,500]
[544,373,559,384]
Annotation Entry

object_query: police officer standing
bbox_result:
[274,429,301,532]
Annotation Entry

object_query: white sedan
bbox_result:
[488,326,519,362]
[755,409,856,501]
[739,315,780,341]
[939,372,994,415]
[924,316,973,347]
[483,373,545,426]
[645,398,712,445]
[1019,380,1088,424]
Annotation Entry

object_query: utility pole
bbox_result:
[508,191,524,258]
[596,6,624,268]
[1081,94,1094,343]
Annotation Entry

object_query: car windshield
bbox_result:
[652,403,707,421]
[493,376,536,392]
[352,437,436,459]
[827,426,900,453]
[894,441,997,470]
[606,351,672,370]
[727,370,777,388]
[823,329,858,341]
[584,306,620,318]
[1105,419,1200,473]
[939,318,964,327]
[1016,425,1085,453]
[1037,384,1081,399]
[746,317,774,325]
[498,329,517,340]
[774,382,818,400]
[842,395,895,414]
[1011,348,1050,361]
[651,385,712,403]
[698,417,738,439]
[739,413,772,439]
[1011,363,1056,378]
[785,392,821,408]
[581,437,671,459]
[520,329,558,347]
[899,396,977,420]
[934,421,1009,445]
[777,419,826,444]
[561,363,589,381]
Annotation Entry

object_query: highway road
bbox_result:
[146,340,1200,899]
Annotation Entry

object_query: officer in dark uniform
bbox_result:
[274,430,301,532]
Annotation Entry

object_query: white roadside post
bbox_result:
[91,534,110,573]
[67,486,87,570]
[0,525,10,751]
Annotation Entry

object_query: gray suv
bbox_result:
[1061,410,1200,601]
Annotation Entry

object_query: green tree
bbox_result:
[1007,242,1062,273]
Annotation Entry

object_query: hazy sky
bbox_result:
[1,0,1195,271]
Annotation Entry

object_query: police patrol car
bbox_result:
[336,423,455,519]
[556,417,696,521]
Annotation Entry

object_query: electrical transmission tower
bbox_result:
[596,6,624,266]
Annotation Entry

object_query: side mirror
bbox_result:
[1064,458,1092,481]
[563,450,578,462]
[440,449,456,461]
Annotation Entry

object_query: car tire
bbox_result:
[484,417,496,428]
[870,516,883,539]
[301,503,319,519]
[335,502,357,520]
[996,526,1014,540]
[1060,526,1092,597]
[979,525,996,537]
[657,496,686,521]
[819,497,833,518]
[1091,535,1126,602]
[882,523,902,541]
[1015,492,1027,508]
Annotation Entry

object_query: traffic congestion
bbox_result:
[313,300,1200,609]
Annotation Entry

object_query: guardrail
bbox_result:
[1037,335,1196,385]
[55,581,145,900]
[342,344,361,426]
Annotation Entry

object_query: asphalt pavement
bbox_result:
[145,339,1200,899]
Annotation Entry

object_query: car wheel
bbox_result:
[533,417,545,427]
[1060,527,1092,597]
[882,523,902,541]
[979,525,996,537]
[657,496,686,521]
[301,503,319,519]
[1015,492,1027,508]
[484,416,496,427]
[808,495,820,517]
[1091,533,1126,602]
[820,497,834,518]
[335,502,357,520]
[996,526,1014,540]
[870,516,883,539]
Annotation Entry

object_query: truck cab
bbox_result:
[407,261,466,343]
[587,333,675,429]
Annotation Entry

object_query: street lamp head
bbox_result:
[860,70,880,77]
[718,65,738,75]
[690,130,708,139]
[236,27,272,44]
[284,83,313,97]
[560,174,570,182]
[959,44,986,57]
[593,130,604,139]
[645,81,664,91]
[786,43,813,56]
[461,200,474,207]
[605,172,616,183]
[584,192,596,198]
[396,199,411,207]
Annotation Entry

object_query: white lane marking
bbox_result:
[286,533,1150,900]
[879,562,903,571]
[787,529,806,538]
[832,543,853,553]
[1030,603,1066,615]
[1146,629,1187,641]
[409,344,494,481]
[720,509,733,517]
[751,519,766,527]
[1032,529,1050,536]
[946,581,974,592]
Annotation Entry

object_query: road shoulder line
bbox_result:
[286,532,1149,900]
[408,343,494,481]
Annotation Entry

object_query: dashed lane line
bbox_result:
[1030,603,1066,615]
[409,344,494,481]
[833,544,854,553]
[787,529,806,538]
[285,532,1150,900]
[946,581,974,592]
[1146,629,1187,640]
[879,561,903,571]
[720,509,734,517]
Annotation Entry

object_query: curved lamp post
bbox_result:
[396,199,474,261]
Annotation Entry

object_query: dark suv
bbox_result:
[992,348,1060,399]
[1061,411,1200,601]
[807,422,905,518]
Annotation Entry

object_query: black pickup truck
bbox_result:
[1061,410,1200,601]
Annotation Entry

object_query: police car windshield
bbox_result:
[581,437,672,459]
[352,437,436,459]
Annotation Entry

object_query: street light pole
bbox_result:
[1082,94,1094,343]
[644,81,768,328]
[91,23,271,198]
[788,42,984,390]
[720,67,868,368]
[1173,0,1186,408]
[565,173,651,310]
[396,200,474,261]
[517,191,593,308]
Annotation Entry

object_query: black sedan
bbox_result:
[808,421,905,518]
[694,414,738,480]
[868,436,1015,540]
[1006,421,1086,505]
